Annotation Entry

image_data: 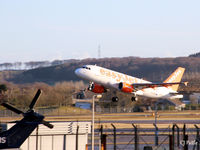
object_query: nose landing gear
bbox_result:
[112,97,119,102]
[131,97,138,102]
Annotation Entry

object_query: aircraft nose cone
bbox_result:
[75,68,84,77]
[75,68,80,76]
[75,68,87,79]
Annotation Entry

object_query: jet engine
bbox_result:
[118,82,134,93]
[88,83,107,93]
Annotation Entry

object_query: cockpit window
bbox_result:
[82,66,91,70]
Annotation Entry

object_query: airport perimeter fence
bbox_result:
[88,123,200,150]
[0,106,138,117]
[21,123,200,150]
[0,107,137,117]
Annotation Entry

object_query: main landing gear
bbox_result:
[111,96,138,102]
[112,97,119,102]
[131,97,138,102]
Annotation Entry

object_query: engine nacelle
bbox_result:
[88,83,107,94]
[118,82,134,93]
[169,94,183,99]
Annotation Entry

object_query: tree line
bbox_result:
[0,81,86,109]
[0,81,156,112]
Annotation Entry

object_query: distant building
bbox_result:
[189,93,200,104]
[6,122,91,150]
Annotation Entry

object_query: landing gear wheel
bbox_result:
[88,82,94,91]
[131,97,137,102]
[112,97,119,102]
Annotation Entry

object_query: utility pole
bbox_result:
[92,95,102,150]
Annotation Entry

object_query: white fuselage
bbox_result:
[75,65,183,99]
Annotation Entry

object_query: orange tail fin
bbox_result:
[164,67,185,91]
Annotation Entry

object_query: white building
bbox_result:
[6,121,91,150]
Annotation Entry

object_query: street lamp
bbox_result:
[92,94,102,150]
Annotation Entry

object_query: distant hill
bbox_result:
[0,59,79,71]
[3,57,200,87]
[189,52,200,57]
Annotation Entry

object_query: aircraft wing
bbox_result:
[132,82,188,89]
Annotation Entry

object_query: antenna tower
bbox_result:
[98,45,101,58]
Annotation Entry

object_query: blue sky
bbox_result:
[0,0,200,63]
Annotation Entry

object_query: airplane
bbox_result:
[0,89,53,149]
[75,65,188,102]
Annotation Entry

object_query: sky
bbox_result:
[0,0,200,63]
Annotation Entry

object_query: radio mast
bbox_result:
[98,45,101,58]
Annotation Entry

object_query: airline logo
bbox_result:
[100,68,145,83]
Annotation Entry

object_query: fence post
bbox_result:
[153,123,158,146]
[183,124,188,150]
[175,124,180,147]
[195,125,200,150]
[172,125,175,149]
[63,134,66,150]
[132,124,138,150]
[111,124,116,150]
[99,125,102,150]
[172,124,180,148]
[101,134,107,150]
[177,125,180,148]
[100,125,103,144]
[169,134,173,150]
[76,125,79,150]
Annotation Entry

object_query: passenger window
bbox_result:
[82,66,91,70]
